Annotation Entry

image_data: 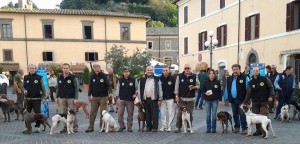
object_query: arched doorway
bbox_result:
[246,49,259,66]
[218,62,226,79]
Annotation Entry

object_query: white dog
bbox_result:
[277,104,289,123]
[181,106,193,134]
[241,105,276,139]
[50,109,77,135]
[100,110,118,133]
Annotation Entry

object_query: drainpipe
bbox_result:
[104,16,107,68]
[159,35,161,61]
[237,0,241,64]
[24,14,29,66]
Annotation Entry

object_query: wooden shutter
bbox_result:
[184,6,188,24]
[198,33,202,51]
[286,2,293,31]
[220,0,225,9]
[184,37,188,54]
[95,52,98,60]
[245,17,250,41]
[42,52,46,61]
[217,26,221,47]
[201,0,205,17]
[224,25,227,46]
[85,52,89,61]
[204,31,207,50]
[255,14,260,39]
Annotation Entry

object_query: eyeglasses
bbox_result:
[163,70,169,71]
[184,67,190,70]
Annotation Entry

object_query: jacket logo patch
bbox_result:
[100,79,104,82]
[214,85,218,88]
[189,79,193,82]
[59,80,62,83]
[26,80,29,83]
[282,75,285,79]
[239,80,243,83]
[252,85,255,88]
[122,83,124,86]
[260,82,264,86]
[93,79,95,82]
[67,80,71,84]
[168,81,172,85]
[129,82,133,86]
[181,79,184,82]
[34,80,38,83]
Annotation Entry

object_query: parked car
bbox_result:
[0,74,9,86]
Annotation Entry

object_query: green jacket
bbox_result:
[198,72,208,91]
[291,88,300,102]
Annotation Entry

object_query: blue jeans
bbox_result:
[195,90,205,108]
[275,96,291,118]
[205,100,218,130]
[231,101,247,130]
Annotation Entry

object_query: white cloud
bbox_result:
[0,0,63,9]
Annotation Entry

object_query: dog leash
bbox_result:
[279,90,287,105]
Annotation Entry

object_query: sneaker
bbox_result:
[145,128,152,132]
[127,127,132,132]
[206,129,211,133]
[233,128,239,133]
[159,127,166,132]
[253,131,262,136]
[152,129,158,132]
[85,127,94,133]
[211,129,216,133]
[174,128,181,133]
[167,127,172,132]
[199,107,204,110]
[60,129,67,133]
[118,127,125,132]
[241,129,247,135]
[34,128,40,133]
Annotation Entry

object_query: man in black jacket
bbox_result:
[266,64,278,113]
[86,64,112,133]
[116,67,138,132]
[244,66,275,137]
[56,63,79,133]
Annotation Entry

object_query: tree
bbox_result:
[147,20,164,27]
[128,48,151,78]
[82,67,90,84]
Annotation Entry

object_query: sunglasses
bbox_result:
[184,67,190,70]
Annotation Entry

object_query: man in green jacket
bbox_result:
[195,70,208,109]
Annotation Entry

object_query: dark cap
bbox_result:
[123,67,130,71]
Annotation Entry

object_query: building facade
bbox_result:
[176,0,300,81]
[146,27,179,65]
[0,8,149,78]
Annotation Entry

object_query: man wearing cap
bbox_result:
[116,68,138,132]
[174,64,200,133]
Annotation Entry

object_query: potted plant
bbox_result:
[82,67,90,91]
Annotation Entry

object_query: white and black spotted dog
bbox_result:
[50,109,76,135]
[241,105,276,139]
[180,106,193,134]
[100,110,118,133]
[277,104,289,123]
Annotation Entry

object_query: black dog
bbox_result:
[0,99,22,122]
[217,111,234,133]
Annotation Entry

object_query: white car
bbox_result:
[0,74,9,86]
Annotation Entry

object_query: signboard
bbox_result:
[154,65,164,77]
[250,63,265,77]
[198,54,202,62]
[37,67,49,90]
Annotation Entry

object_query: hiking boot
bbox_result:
[174,128,181,133]
[211,129,216,133]
[233,128,239,133]
[127,127,132,132]
[253,131,262,136]
[60,129,67,133]
[206,129,211,133]
[152,129,158,132]
[85,127,94,133]
[241,129,248,135]
[118,127,126,132]
[145,128,152,132]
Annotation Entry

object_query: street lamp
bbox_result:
[205,31,218,69]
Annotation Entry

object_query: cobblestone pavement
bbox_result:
[0,86,299,144]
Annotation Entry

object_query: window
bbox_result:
[220,0,225,9]
[120,22,131,40]
[164,57,173,66]
[245,14,260,41]
[0,19,13,38]
[85,52,98,61]
[184,6,188,24]
[41,20,54,39]
[3,49,12,61]
[201,0,206,17]
[82,21,94,40]
[184,37,188,54]
[217,25,227,47]
[147,41,153,49]
[287,1,300,31]
[198,31,207,51]
[42,52,53,61]
[165,41,171,49]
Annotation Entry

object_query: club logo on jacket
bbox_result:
[122,83,124,86]
[181,79,184,82]
[239,80,243,83]
[59,80,62,83]
[260,82,264,86]
[93,79,95,82]
[129,82,133,86]
[100,79,104,82]
[189,79,193,82]
[168,81,172,85]
[26,80,29,83]
[34,80,38,83]
[67,80,71,84]
[252,85,255,88]
[214,85,218,88]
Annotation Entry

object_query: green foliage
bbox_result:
[0,64,3,73]
[128,48,151,78]
[82,67,90,84]
[48,64,62,76]
[105,45,129,76]
[1,1,38,9]
[147,20,164,27]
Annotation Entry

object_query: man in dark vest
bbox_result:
[116,67,138,132]
[86,64,112,133]
[274,66,295,119]
[174,64,199,133]
[23,64,46,133]
[56,63,79,133]
[224,64,249,134]
[139,66,162,132]
[266,64,279,113]
[159,66,176,132]
[244,66,275,137]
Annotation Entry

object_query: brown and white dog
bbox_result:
[74,101,89,119]
[180,106,193,134]
[21,108,51,134]
[241,105,276,139]
[135,98,146,132]
[217,111,234,133]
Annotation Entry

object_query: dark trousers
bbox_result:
[252,102,269,134]
[16,92,24,109]
[25,99,41,113]
[195,90,205,108]
[49,87,56,101]
[144,98,158,130]
[176,100,194,129]
[231,101,247,130]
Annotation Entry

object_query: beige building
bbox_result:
[175,0,300,80]
[0,8,149,79]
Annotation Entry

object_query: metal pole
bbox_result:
[210,36,213,69]
[237,0,241,64]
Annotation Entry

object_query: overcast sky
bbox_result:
[0,0,63,9]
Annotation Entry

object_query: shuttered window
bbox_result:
[245,14,260,41]
[220,0,225,9]
[184,37,188,54]
[42,52,53,61]
[217,25,227,47]
[184,6,188,24]
[201,0,206,17]
[286,1,300,32]
[3,50,12,61]
[85,52,98,61]
[198,31,207,51]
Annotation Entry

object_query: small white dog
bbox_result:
[100,110,118,133]
[181,106,193,134]
[277,104,289,123]
[50,109,77,135]
[241,105,276,139]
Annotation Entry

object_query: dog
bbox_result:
[135,100,146,132]
[241,105,276,139]
[21,108,51,134]
[50,109,77,135]
[277,104,290,123]
[180,106,193,134]
[217,111,234,133]
[0,99,22,122]
[74,101,89,119]
[290,104,300,120]
[100,110,118,133]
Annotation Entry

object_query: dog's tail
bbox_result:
[267,119,276,138]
